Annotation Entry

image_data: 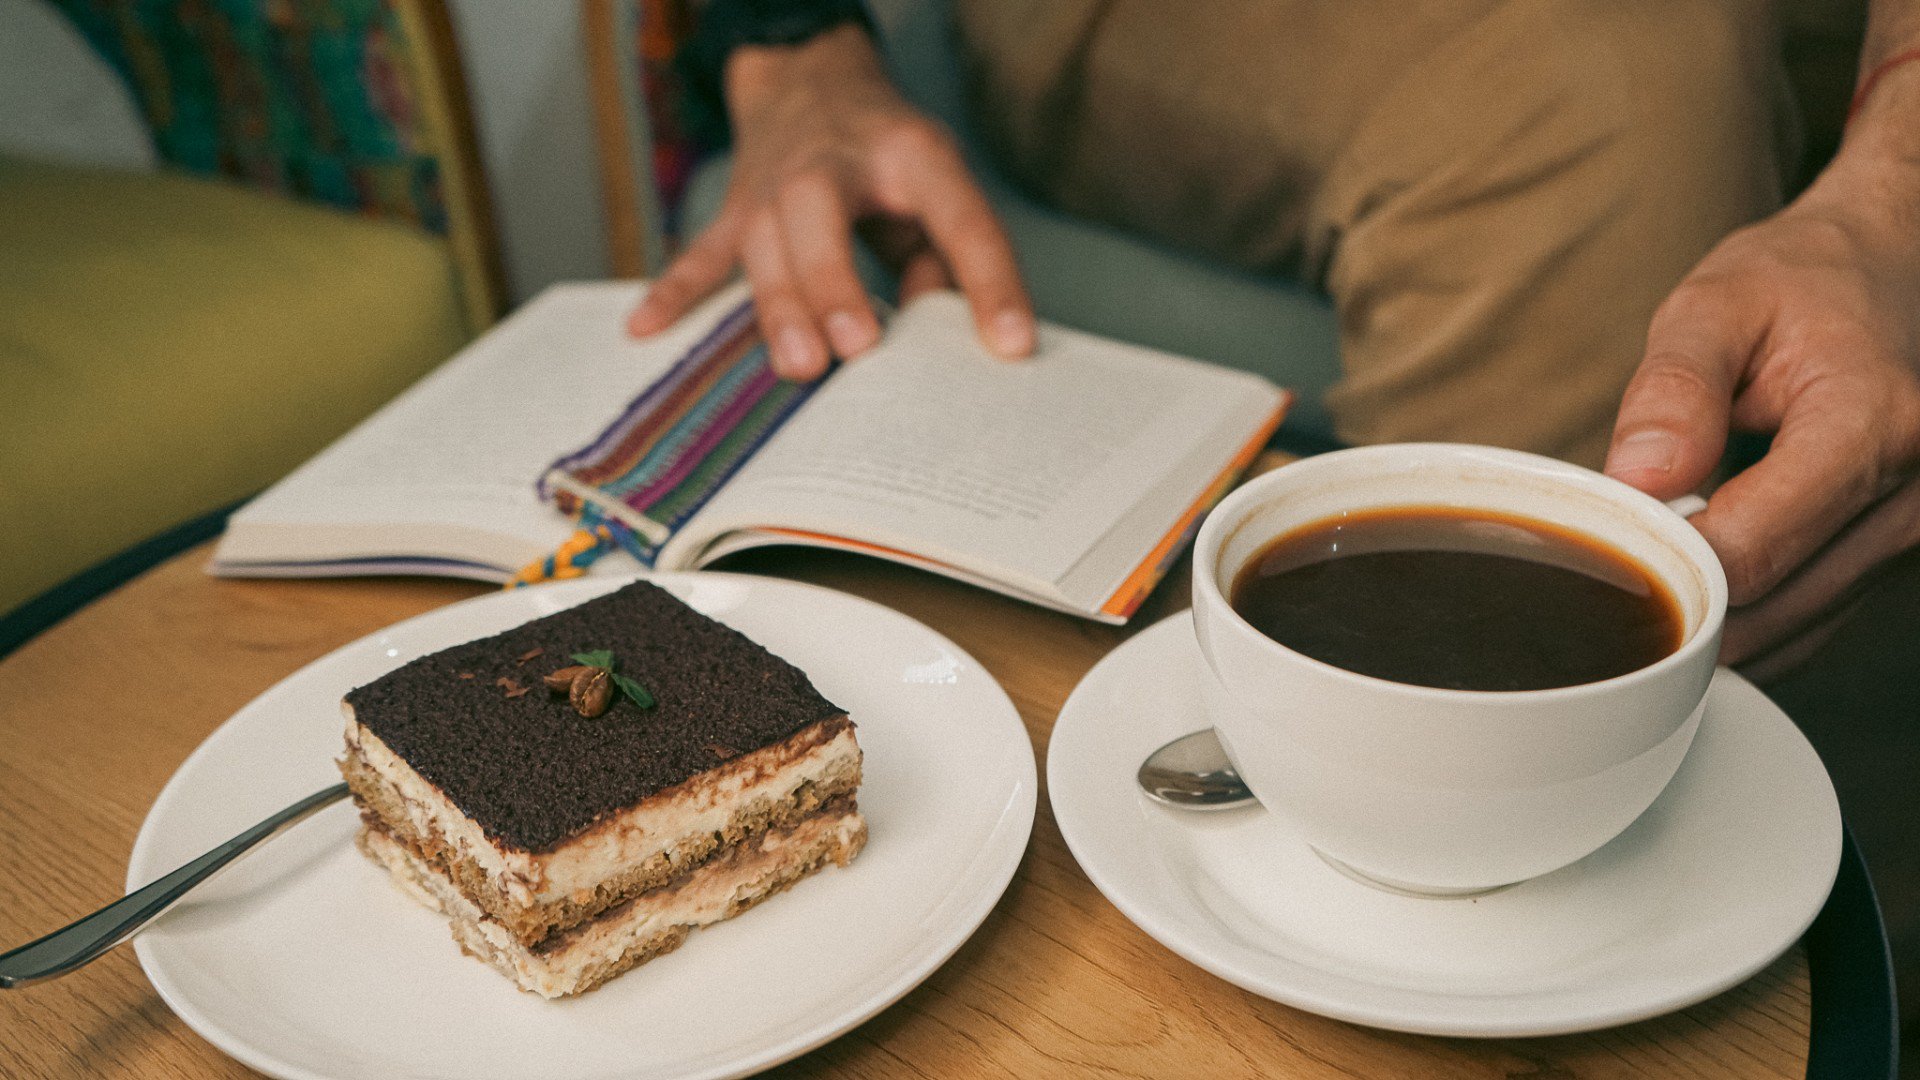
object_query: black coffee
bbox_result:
[1228,506,1683,691]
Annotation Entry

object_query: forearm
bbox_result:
[1861,0,1920,69]
[725,24,888,122]
[1835,0,1920,187]
[681,0,875,147]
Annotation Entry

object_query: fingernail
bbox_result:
[773,328,818,378]
[825,311,874,357]
[1606,430,1677,478]
[985,311,1030,357]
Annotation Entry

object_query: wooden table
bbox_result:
[0,539,1811,1078]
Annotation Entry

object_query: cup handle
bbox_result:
[1666,494,1708,519]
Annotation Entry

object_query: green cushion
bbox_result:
[0,156,468,614]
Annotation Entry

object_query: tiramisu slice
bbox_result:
[339,580,866,997]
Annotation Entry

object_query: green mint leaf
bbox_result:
[571,650,615,670]
[610,673,655,709]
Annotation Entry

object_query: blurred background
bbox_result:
[0,0,612,303]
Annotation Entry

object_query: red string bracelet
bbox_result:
[1848,46,1920,125]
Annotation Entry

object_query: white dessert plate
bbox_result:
[129,572,1036,1080]
[1048,611,1842,1038]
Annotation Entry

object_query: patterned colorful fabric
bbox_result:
[50,0,451,233]
[517,300,819,584]
[507,521,634,587]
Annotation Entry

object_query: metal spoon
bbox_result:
[0,782,349,988]
[1136,728,1256,809]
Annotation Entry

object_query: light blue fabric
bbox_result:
[684,0,1345,440]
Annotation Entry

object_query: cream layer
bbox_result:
[359,807,866,998]
[341,708,860,907]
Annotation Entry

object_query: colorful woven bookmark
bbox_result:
[511,299,820,586]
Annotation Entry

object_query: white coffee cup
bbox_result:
[1190,443,1728,893]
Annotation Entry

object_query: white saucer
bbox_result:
[130,573,1037,1080]
[1048,611,1842,1038]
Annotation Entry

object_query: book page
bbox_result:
[216,282,750,573]
[678,292,1281,593]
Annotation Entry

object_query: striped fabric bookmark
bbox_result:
[511,299,820,586]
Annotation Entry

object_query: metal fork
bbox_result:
[0,783,350,987]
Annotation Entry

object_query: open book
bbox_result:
[212,282,1287,623]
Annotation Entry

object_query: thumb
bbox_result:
[1604,290,1750,500]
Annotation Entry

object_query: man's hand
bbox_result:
[1605,111,1920,676]
[627,24,1035,379]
